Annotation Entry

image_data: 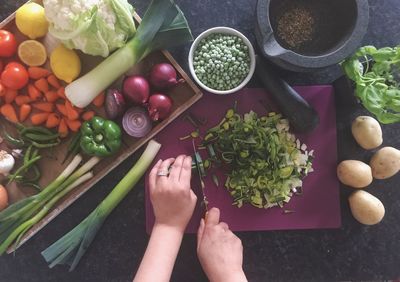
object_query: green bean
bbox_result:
[3,131,25,147]
[19,126,54,136]
[30,140,61,149]
[24,133,60,142]
[8,155,41,183]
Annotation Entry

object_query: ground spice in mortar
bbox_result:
[277,6,315,49]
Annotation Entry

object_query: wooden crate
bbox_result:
[1,1,202,253]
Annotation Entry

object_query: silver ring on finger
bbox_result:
[157,170,169,177]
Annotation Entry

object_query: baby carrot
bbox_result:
[19,104,32,122]
[65,119,81,132]
[57,87,66,99]
[31,112,50,125]
[34,78,49,93]
[46,113,61,128]
[47,74,61,89]
[28,84,42,101]
[5,89,18,104]
[15,95,32,106]
[65,101,79,120]
[1,104,18,123]
[44,91,59,103]
[32,102,54,112]
[56,104,67,116]
[92,92,105,107]
[58,118,69,137]
[82,111,95,121]
[28,67,50,80]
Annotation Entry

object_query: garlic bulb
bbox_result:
[0,150,15,176]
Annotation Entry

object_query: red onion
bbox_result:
[105,89,126,119]
[122,107,152,138]
[149,63,183,90]
[123,75,150,104]
[148,94,173,121]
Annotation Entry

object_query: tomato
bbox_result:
[0,30,17,58]
[0,60,3,73]
[1,62,29,90]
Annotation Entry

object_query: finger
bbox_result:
[197,218,205,250]
[149,159,162,191]
[169,155,185,182]
[179,155,192,184]
[205,207,220,227]
[156,158,175,184]
[218,222,229,231]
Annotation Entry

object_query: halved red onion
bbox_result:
[105,89,126,119]
[122,107,152,138]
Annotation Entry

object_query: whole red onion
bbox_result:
[149,63,182,90]
[148,94,173,121]
[123,75,150,104]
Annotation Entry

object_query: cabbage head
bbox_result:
[43,0,136,57]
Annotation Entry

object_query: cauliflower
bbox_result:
[43,0,136,57]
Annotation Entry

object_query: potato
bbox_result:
[351,116,383,150]
[0,185,8,211]
[349,190,385,225]
[337,160,373,188]
[370,146,400,179]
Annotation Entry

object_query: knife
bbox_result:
[192,140,209,215]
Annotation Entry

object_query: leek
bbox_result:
[66,0,193,108]
[42,140,161,271]
[0,155,100,254]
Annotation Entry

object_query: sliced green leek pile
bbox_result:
[205,108,314,209]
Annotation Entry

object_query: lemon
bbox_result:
[50,44,81,83]
[18,40,47,66]
[16,3,48,39]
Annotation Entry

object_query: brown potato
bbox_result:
[0,185,8,211]
[337,160,373,188]
[349,190,385,225]
[351,116,383,150]
[370,146,400,179]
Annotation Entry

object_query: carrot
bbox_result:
[65,101,79,120]
[34,78,49,93]
[19,104,31,122]
[31,112,50,125]
[28,84,42,100]
[0,83,5,97]
[65,119,82,132]
[15,95,32,106]
[44,91,58,103]
[82,111,95,121]
[92,92,105,107]
[28,67,50,80]
[46,113,61,128]
[5,89,17,104]
[57,87,66,99]
[47,74,61,89]
[58,118,69,137]
[1,104,18,123]
[56,103,67,116]
[32,102,54,112]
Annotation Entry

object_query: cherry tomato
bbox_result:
[0,30,17,58]
[1,62,29,90]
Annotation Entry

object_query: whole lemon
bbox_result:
[50,45,81,83]
[16,3,48,39]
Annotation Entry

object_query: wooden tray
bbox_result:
[1,1,202,253]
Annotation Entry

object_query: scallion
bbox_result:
[42,140,161,271]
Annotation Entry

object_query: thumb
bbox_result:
[205,207,220,227]
[196,218,205,251]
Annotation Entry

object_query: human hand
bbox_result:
[149,155,197,233]
[197,208,247,282]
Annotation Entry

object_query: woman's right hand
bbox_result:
[197,208,247,282]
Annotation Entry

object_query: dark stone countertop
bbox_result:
[1,0,400,281]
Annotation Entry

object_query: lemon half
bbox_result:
[18,40,47,66]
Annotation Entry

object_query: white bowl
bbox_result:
[188,27,256,95]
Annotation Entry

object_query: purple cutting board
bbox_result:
[145,86,340,233]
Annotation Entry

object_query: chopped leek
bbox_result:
[42,140,161,271]
[66,0,193,108]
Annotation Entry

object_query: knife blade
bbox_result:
[192,139,209,213]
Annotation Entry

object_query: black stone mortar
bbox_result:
[255,0,370,72]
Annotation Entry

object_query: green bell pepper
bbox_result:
[80,116,122,157]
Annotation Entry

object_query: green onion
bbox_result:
[0,155,100,254]
[66,0,193,108]
[42,140,161,271]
